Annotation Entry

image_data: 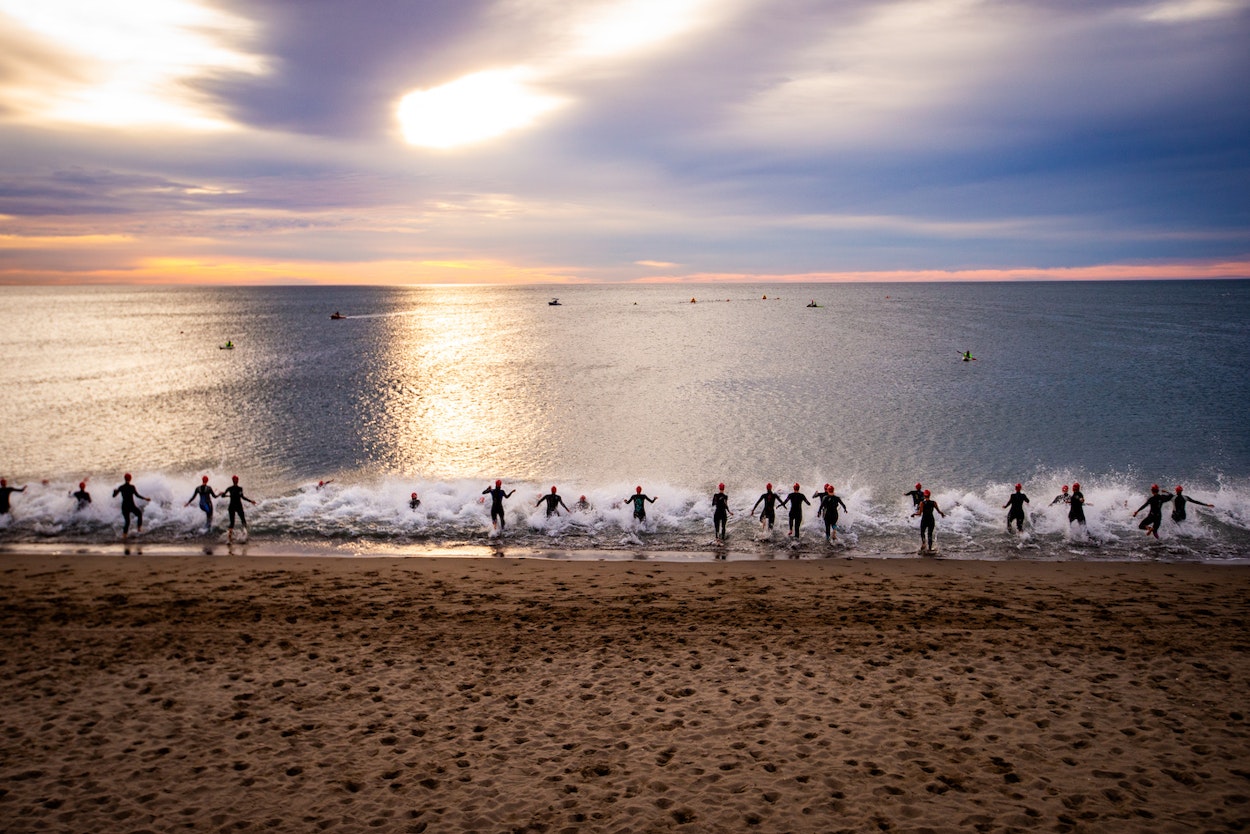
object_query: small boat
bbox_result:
[806,301,821,308]
[548,298,561,306]
[330,312,346,320]
[219,341,234,350]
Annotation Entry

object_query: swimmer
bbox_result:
[624,486,657,523]
[0,478,27,516]
[575,495,590,511]
[1170,485,1211,524]
[112,473,149,538]
[911,489,946,552]
[711,483,733,540]
[536,486,571,517]
[409,492,421,511]
[185,475,218,531]
[781,483,810,538]
[1068,482,1087,529]
[904,483,925,509]
[1133,484,1173,539]
[71,481,92,510]
[482,480,516,532]
[220,475,257,541]
[1050,485,1070,505]
[752,483,784,531]
[317,479,334,490]
[820,485,847,542]
[961,351,976,361]
[1003,483,1030,534]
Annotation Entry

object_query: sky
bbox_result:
[0,0,1248,285]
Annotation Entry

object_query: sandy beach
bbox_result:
[1,554,1247,833]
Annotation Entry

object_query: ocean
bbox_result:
[1,280,1247,562]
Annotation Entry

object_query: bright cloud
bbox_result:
[0,0,267,130]
[397,68,567,149]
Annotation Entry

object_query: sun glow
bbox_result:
[0,0,266,130]
[397,68,566,149]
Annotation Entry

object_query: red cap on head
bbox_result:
[718,483,725,490]
[551,486,557,493]
[495,479,501,487]
[635,486,642,493]
[79,482,86,489]
[766,483,772,490]
[1015,483,1022,490]
[1175,485,1183,492]
[1151,483,1159,492]
[1072,482,1080,490]
[827,485,834,492]
[232,475,239,483]
[0,479,6,487]
[923,489,931,497]
[915,483,922,490]
[579,495,586,501]
[1062,485,1069,491]
[793,483,800,491]
[202,475,209,483]
[124,473,132,481]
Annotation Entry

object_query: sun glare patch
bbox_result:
[397,68,566,150]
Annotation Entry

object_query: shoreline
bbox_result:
[2,555,1248,832]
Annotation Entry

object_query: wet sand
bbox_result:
[1,554,1248,833]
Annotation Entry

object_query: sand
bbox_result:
[1,554,1248,833]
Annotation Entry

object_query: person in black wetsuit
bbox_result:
[575,495,590,511]
[537,486,571,517]
[911,489,946,552]
[1133,484,1173,539]
[409,492,421,511]
[220,475,257,541]
[0,478,26,516]
[1170,485,1211,524]
[1049,485,1070,505]
[71,481,92,511]
[112,473,149,538]
[904,483,925,509]
[781,483,810,538]
[624,486,657,523]
[818,484,848,542]
[752,483,783,531]
[1067,482,1087,530]
[711,483,732,541]
[185,475,218,531]
[483,480,515,532]
[1003,483,1030,534]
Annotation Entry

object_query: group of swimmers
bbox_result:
[0,474,1217,548]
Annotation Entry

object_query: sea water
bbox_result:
[1,280,1247,561]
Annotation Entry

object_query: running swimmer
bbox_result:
[482,480,516,532]
[904,483,925,509]
[711,483,732,541]
[1068,482,1087,530]
[624,486,657,523]
[575,495,590,511]
[752,483,783,531]
[1050,485,1070,505]
[1170,485,1212,524]
[71,482,92,510]
[1003,483,1030,534]
[220,475,257,541]
[820,484,848,542]
[537,486,571,517]
[409,492,421,511]
[781,483,810,538]
[911,489,946,553]
[1133,484,1173,539]
[185,476,218,531]
[112,474,149,538]
[0,478,26,516]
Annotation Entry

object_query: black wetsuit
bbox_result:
[1136,492,1173,535]
[916,499,942,549]
[537,493,570,517]
[1050,492,1069,506]
[711,492,730,539]
[190,484,217,523]
[1005,491,1029,532]
[1171,493,1208,523]
[783,491,810,537]
[72,489,92,510]
[753,491,782,529]
[0,485,25,514]
[112,482,148,535]
[483,487,515,529]
[626,493,655,521]
[1068,490,1086,526]
[409,497,421,510]
[905,489,925,509]
[221,484,251,530]
[821,493,847,540]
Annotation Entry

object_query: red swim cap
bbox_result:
[124,473,132,481]
[923,489,931,497]
[1151,484,1159,492]
[793,483,800,491]
[826,484,834,492]
[636,486,642,493]
[915,483,922,490]
[1015,483,1022,490]
[718,483,725,490]
[496,479,502,487]
[79,482,86,490]
[551,486,557,493]
[766,483,772,490]
[1072,482,1080,490]
[232,475,239,483]
[411,492,417,498]
[1062,485,1069,491]
[1175,485,1183,492]
[202,475,209,483]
